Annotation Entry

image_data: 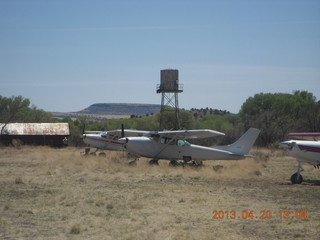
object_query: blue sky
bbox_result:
[1,0,319,113]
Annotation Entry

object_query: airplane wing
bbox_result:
[85,129,225,140]
[288,132,320,141]
[85,129,150,137]
[157,129,225,139]
[107,129,151,138]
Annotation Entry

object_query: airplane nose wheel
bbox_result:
[291,163,303,184]
[290,172,303,184]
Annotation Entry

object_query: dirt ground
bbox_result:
[0,146,319,240]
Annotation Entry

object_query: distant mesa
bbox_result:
[51,103,162,120]
[78,103,161,116]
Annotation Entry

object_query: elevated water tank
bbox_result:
[157,69,183,93]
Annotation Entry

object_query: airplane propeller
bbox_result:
[121,123,125,138]
[120,123,126,159]
[80,122,86,138]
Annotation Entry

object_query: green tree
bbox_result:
[0,96,30,134]
[239,91,319,146]
[158,108,195,130]
[19,105,52,123]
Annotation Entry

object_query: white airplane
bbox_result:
[119,128,260,165]
[82,128,225,156]
[280,132,320,184]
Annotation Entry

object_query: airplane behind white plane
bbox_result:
[119,128,260,165]
[280,132,320,184]
[82,129,150,154]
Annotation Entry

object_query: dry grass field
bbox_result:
[0,146,319,240]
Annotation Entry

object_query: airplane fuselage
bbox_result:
[124,137,245,161]
[83,134,124,151]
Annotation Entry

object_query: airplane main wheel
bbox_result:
[169,160,178,167]
[291,172,303,184]
[191,161,203,167]
[169,160,185,167]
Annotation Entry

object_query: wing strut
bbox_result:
[149,133,180,164]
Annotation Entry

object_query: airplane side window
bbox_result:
[177,140,191,147]
[160,137,172,144]
[160,137,168,144]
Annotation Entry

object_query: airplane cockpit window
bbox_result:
[176,140,191,147]
[160,137,190,146]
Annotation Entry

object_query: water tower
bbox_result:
[156,69,183,130]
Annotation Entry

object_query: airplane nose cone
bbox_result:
[279,141,295,149]
[279,141,288,147]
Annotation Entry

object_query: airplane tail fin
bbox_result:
[216,128,260,155]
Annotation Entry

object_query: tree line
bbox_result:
[1,91,319,147]
[240,91,320,146]
[0,96,52,135]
